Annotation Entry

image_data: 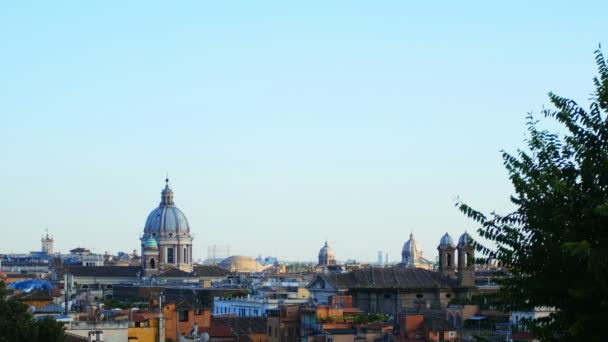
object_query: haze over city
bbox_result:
[0,1,605,262]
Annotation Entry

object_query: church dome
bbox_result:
[144,237,158,249]
[144,179,190,234]
[218,256,265,273]
[402,233,422,265]
[458,232,473,247]
[438,233,455,248]
[318,241,335,260]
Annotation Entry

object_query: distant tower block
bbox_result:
[377,251,383,265]
[385,253,389,265]
[207,244,231,263]
[41,229,54,255]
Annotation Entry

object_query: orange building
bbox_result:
[267,305,300,342]
[209,316,267,342]
[397,311,458,342]
[300,295,364,340]
[127,314,160,342]
[162,301,211,342]
[13,289,53,309]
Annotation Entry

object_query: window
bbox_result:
[184,248,188,263]
[416,294,424,299]
[167,248,174,263]
[268,327,272,336]
[445,293,452,298]
[195,309,203,316]
[179,310,188,322]
[150,258,156,269]
[467,252,473,267]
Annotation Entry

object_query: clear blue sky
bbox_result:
[0,1,605,262]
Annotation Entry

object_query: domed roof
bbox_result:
[144,237,158,248]
[144,179,190,234]
[402,233,423,266]
[318,241,334,258]
[458,232,473,247]
[438,233,455,248]
[402,233,421,256]
[218,256,265,273]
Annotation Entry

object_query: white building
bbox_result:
[510,307,556,331]
[213,295,308,317]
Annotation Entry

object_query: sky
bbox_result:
[0,1,606,262]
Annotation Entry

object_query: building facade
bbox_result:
[401,233,434,270]
[141,179,194,274]
[318,241,335,266]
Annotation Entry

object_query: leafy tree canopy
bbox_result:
[459,48,608,341]
[0,281,66,342]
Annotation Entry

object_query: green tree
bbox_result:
[459,48,608,341]
[0,281,66,342]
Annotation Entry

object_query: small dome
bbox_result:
[319,241,334,258]
[219,256,265,273]
[402,233,423,266]
[144,180,190,234]
[458,232,473,247]
[439,233,455,248]
[145,237,158,248]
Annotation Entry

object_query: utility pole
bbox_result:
[64,267,70,315]
[159,292,165,342]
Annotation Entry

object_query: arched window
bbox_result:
[447,253,452,267]
[184,248,188,263]
[467,252,473,267]
[150,258,156,269]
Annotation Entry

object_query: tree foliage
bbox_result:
[0,281,66,342]
[459,48,608,341]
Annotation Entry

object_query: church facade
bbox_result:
[140,179,194,274]
[307,232,477,317]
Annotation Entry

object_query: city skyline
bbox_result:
[1,1,607,261]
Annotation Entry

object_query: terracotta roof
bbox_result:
[67,266,140,278]
[158,268,195,278]
[131,313,148,323]
[14,289,53,301]
[212,316,267,335]
[202,323,233,337]
[318,267,459,290]
[193,265,230,277]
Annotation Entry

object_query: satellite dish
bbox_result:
[27,305,36,314]
[201,332,210,342]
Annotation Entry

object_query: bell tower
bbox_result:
[41,229,54,255]
[457,232,475,287]
[142,237,160,276]
[437,233,456,278]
